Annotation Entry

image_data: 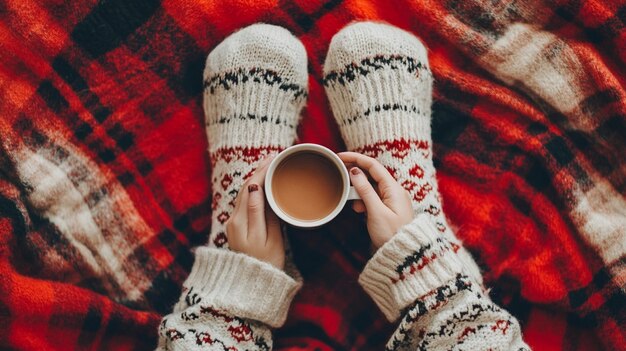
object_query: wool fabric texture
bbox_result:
[326,22,528,350]
[203,23,308,248]
[0,1,624,350]
[157,24,305,350]
[323,22,484,290]
[158,22,530,351]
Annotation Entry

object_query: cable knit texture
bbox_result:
[157,23,306,350]
[324,22,530,350]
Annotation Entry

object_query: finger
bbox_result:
[225,205,247,247]
[265,205,283,246]
[246,183,266,242]
[247,155,275,187]
[352,200,366,213]
[234,155,275,213]
[349,167,386,211]
[339,152,397,189]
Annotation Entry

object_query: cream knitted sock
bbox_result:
[204,23,308,247]
[323,22,482,286]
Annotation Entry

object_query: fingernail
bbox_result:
[350,167,360,175]
[248,184,259,193]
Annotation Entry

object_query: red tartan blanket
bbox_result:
[0,0,624,350]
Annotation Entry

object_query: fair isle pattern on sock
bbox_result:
[158,248,301,350]
[322,22,529,350]
[158,24,306,351]
[203,24,308,248]
[358,215,529,350]
[323,22,483,287]
[388,274,527,351]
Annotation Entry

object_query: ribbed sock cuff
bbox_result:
[175,247,302,328]
[359,214,465,321]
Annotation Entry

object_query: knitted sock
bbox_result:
[323,22,482,286]
[204,23,308,248]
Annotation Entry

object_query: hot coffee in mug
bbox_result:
[265,144,360,228]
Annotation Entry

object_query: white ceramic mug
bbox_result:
[265,143,361,228]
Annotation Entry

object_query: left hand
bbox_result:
[226,156,285,270]
[339,152,414,248]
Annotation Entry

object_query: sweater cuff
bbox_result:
[359,214,465,321]
[177,247,302,328]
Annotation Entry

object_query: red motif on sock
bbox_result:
[228,324,253,342]
[451,242,460,253]
[212,146,283,166]
[217,211,230,224]
[425,205,440,216]
[436,221,446,233]
[200,305,234,322]
[221,174,233,190]
[413,183,433,202]
[213,232,227,247]
[459,327,476,340]
[409,164,424,178]
[402,180,417,192]
[211,192,222,210]
[355,139,429,159]
[195,331,214,345]
[243,169,255,181]
[166,329,184,341]
[491,320,511,334]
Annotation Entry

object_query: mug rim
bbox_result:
[265,143,350,228]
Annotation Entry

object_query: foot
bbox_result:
[323,21,482,286]
[205,23,308,248]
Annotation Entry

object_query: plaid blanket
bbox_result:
[0,0,624,350]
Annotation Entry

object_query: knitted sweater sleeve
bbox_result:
[156,247,302,350]
[359,214,531,350]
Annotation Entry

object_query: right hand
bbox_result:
[339,152,414,248]
[226,156,285,270]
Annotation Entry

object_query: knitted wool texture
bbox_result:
[323,22,483,291]
[158,24,305,350]
[159,22,531,351]
[204,23,308,248]
[324,22,529,350]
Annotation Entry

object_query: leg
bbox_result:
[204,23,308,248]
[323,22,482,286]
[157,23,307,350]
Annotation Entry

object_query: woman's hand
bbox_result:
[226,156,285,270]
[339,152,414,248]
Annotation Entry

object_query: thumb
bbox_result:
[349,167,385,212]
[246,183,266,240]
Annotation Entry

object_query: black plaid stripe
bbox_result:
[52,57,112,123]
[71,0,161,58]
[551,2,626,45]
[124,8,205,100]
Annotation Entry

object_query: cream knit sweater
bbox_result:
[157,22,530,350]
